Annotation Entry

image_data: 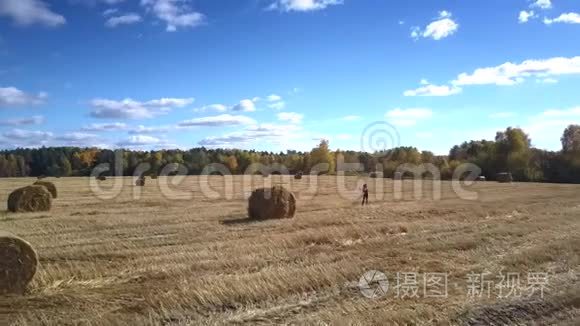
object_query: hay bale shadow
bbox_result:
[220,217,262,225]
[1,213,51,222]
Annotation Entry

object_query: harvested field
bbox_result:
[0,176,578,325]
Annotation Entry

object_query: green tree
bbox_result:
[59,155,72,177]
[309,139,335,174]
[495,127,533,180]
[421,151,435,163]
[150,151,163,174]
[562,125,580,153]
[225,155,238,173]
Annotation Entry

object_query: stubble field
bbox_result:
[0,176,579,325]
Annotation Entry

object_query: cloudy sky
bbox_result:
[0,0,579,154]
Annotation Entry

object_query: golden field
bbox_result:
[0,176,579,325]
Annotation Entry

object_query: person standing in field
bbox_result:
[362,184,369,206]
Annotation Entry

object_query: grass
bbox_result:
[0,176,578,325]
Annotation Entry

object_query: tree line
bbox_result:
[1,125,579,183]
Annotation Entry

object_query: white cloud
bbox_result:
[73,0,127,4]
[117,135,161,146]
[90,99,159,119]
[195,96,275,113]
[342,115,361,121]
[518,10,536,23]
[89,97,194,119]
[55,132,98,142]
[247,123,300,134]
[489,112,517,119]
[537,77,558,84]
[267,0,343,12]
[544,13,580,25]
[103,8,119,16]
[0,128,53,148]
[105,13,142,27]
[410,56,580,96]
[81,122,127,132]
[410,27,420,39]
[0,0,65,27]
[146,97,194,107]
[0,87,47,107]
[438,10,451,19]
[404,80,462,96]
[268,101,286,110]
[412,11,458,41]
[199,123,301,147]
[453,56,580,86]
[267,94,282,102]
[525,106,580,149]
[152,143,182,150]
[198,134,252,147]
[55,134,111,148]
[265,94,285,110]
[231,99,256,112]
[194,104,228,112]
[531,0,552,10]
[423,18,458,40]
[2,128,53,140]
[277,112,303,124]
[140,0,205,32]
[129,125,170,134]
[178,114,256,127]
[540,106,580,118]
[0,115,44,126]
[385,108,433,127]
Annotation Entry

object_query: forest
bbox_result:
[1,125,579,183]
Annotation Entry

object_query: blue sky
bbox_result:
[0,0,579,154]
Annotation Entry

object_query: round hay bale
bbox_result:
[0,231,38,294]
[7,185,52,213]
[496,172,513,183]
[135,178,145,186]
[248,186,296,220]
[33,181,57,199]
[294,174,303,180]
[0,232,37,294]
